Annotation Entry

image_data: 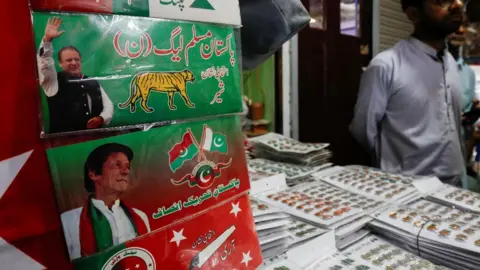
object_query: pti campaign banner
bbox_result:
[30,0,242,26]
[72,195,262,269]
[32,12,242,135]
[45,115,251,261]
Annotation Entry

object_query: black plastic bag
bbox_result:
[239,0,310,70]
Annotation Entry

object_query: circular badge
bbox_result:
[195,164,215,189]
[102,247,155,270]
[192,160,217,189]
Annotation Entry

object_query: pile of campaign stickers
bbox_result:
[249,133,333,167]
[30,0,262,268]
[370,200,480,269]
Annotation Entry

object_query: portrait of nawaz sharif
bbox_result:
[36,16,114,134]
[32,12,243,135]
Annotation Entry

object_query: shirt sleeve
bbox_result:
[349,59,391,154]
[469,68,477,101]
[37,40,59,97]
[99,85,114,125]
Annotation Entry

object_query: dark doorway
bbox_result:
[297,0,372,165]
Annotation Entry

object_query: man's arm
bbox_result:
[349,59,391,154]
[37,40,59,97]
[99,86,114,125]
[37,17,65,97]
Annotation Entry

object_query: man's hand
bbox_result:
[87,116,104,129]
[474,98,480,109]
[43,17,65,43]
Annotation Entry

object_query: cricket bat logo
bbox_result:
[189,225,236,269]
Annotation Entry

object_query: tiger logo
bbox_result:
[118,69,196,113]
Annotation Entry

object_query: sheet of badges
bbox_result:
[408,199,480,228]
[372,204,441,237]
[248,170,278,182]
[252,147,332,167]
[287,219,328,246]
[342,235,450,270]
[257,254,302,270]
[250,197,285,218]
[258,182,368,228]
[319,167,421,204]
[374,202,480,257]
[428,184,480,213]
[408,200,480,253]
[308,251,381,270]
[250,132,329,154]
[345,166,426,182]
[250,198,328,246]
[248,158,322,180]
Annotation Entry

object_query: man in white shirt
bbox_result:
[350,0,466,186]
[37,16,113,133]
[60,143,150,260]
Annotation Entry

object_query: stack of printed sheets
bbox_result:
[249,133,332,167]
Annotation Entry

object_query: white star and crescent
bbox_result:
[199,170,212,183]
[213,137,224,148]
[179,148,189,158]
[230,201,242,218]
[169,228,187,247]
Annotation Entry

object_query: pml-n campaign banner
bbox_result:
[32,12,242,135]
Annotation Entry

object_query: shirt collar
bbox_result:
[92,197,120,211]
[408,36,447,61]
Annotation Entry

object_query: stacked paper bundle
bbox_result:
[250,198,292,259]
[248,158,329,185]
[250,198,328,260]
[257,231,337,270]
[336,228,371,250]
[369,200,480,269]
[249,133,332,167]
[314,166,423,205]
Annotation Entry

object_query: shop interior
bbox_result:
[3,0,480,269]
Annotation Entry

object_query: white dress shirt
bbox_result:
[350,37,464,185]
[91,198,137,246]
[60,200,151,260]
[36,40,114,125]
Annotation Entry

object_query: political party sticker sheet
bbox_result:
[30,0,241,26]
[342,235,450,270]
[72,195,262,269]
[32,12,242,135]
[428,184,480,214]
[45,115,250,261]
